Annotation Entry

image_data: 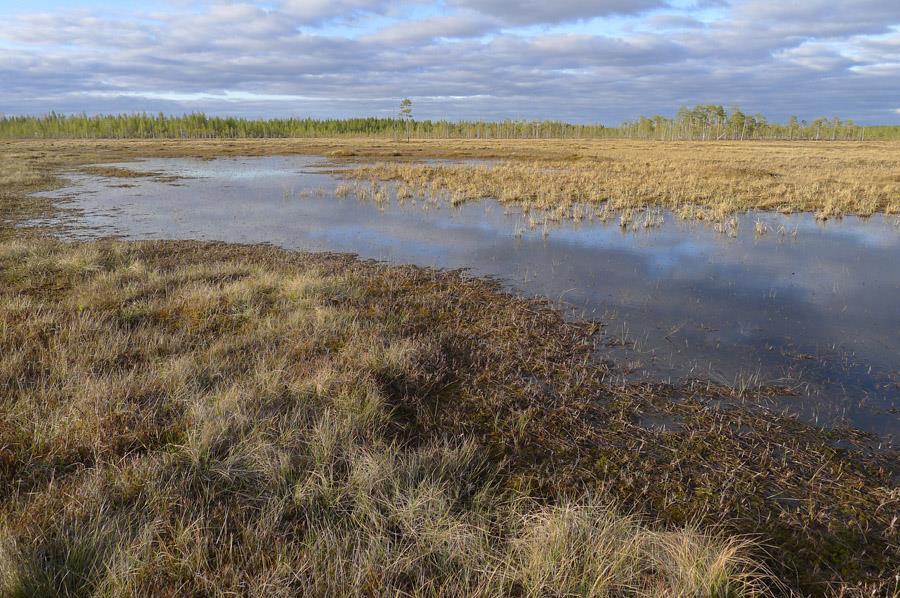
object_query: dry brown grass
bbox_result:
[348,145,899,221]
[0,238,896,596]
[0,161,62,238]
[3,137,898,221]
[0,238,776,597]
[1,140,898,596]
[78,166,162,178]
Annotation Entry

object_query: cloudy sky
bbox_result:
[1,0,898,124]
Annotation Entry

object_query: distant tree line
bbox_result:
[0,112,606,140]
[0,109,897,141]
[615,105,897,141]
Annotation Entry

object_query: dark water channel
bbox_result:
[32,155,900,441]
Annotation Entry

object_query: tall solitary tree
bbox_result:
[399,98,413,142]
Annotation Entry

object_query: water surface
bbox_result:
[34,156,900,440]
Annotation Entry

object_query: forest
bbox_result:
[1,106,898,140]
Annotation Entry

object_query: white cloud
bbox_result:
[0,0,898,123]
[364,14,497,43]
[449,0,665,25]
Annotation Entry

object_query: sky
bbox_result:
[0,0,899,124]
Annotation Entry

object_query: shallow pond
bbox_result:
[34,155,900,441]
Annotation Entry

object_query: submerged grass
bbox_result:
[1,140,898,596]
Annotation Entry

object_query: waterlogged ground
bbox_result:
[34,155,900,440]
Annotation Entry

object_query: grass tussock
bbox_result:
[0,238,776,597]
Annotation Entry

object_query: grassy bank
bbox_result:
[1,141,898,595]
[1,238,897,596]
[0,238,775,596]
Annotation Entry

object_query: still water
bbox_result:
[34,156,900,440]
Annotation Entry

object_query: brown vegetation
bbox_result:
[347,147,899,221]
[78,166,163,179]
[5,137,898,222]
[0,237,896,596]
[0,238,778,596]
[1,140,898,596]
